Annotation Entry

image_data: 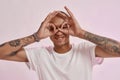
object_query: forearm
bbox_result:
[78,30,120,54]
[0,33,39,58]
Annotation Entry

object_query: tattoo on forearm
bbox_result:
[22,35,34,46]
[9,39,20,47]
[8,35,34,47]
[84,31,120,54]
[0,43,6,47]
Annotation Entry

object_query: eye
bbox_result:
[62,24,69,29]
[49,26,54,32]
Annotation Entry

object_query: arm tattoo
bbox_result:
[84,31,120,54]
[9,39,20,47]
[8,35,34,47]
[22,35,34,46]
[0,35,35,59]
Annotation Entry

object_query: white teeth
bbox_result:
[57,37,62,39]
[55,37,63,41]
[58,38,62,40]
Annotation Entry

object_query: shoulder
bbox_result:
[72,41,96,54]
[24,46,53,54]
[73,41,95,48]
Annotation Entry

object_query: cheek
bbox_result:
[64,34,70,42]
[50,36,57,43]
[63,30,69,35]
[62,29,70,33]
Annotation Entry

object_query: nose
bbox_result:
[55,29,63,36]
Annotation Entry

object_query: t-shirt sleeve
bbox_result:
[83,41,104,66]
[24,47,42,70]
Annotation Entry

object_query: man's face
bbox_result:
[49,16,70,47]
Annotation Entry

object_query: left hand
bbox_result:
[36,11,58,40]
[64,6,85,38]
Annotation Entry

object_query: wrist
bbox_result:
[33,32,41,42]
[77,29,86,39]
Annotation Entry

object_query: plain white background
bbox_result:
[0,0,120,80]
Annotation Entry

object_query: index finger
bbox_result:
[64,6,74,17]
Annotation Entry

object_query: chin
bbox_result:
[54,41,69,47]
[51,36,70,47]
[56,43,65,47]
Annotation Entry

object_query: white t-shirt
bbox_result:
[25,42,97,80]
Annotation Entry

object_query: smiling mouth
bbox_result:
[55,36,64,41]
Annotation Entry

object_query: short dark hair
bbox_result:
[55,11,69,20]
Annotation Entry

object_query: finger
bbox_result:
[50,11,59,18]
[44,11,59,23]
[44,12,52,22]
[64,6,74,17]
[57,11,70,18]
[54,22,69,34]
[61,22,69,30]
[47,23,56,32]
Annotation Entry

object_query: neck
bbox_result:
[54,43,72,54]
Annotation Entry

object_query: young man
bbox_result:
[0,6,120,80]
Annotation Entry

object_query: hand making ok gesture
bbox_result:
[36,11,58,40]
[64,6,85,38]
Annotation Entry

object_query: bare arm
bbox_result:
[0,11,59,62]
[64,6,120,57]
[84,31,120,57]
[0,34,37,61]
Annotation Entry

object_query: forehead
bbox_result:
[50,17,64,26]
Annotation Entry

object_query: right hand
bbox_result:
[64,6,85,38]
[36,11,59,40]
